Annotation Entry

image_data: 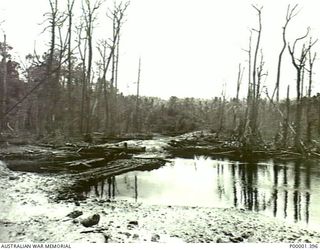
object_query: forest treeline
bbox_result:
[0,1,319,154]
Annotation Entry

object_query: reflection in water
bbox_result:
[225,160,313,226]
[84,157,319,228]
[231,164,237,207]
[272,164,278,217]
[89,177,117,199]
[283,165,288,218]
[305,161,311,224]
[134,175,138,202]
[293,162,301,222]
[236,162,259,212]
[217,164,225,199]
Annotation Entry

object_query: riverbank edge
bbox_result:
[1,164,320,243]
[2,130,320,163]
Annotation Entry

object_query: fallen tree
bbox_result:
[56,158,168,200]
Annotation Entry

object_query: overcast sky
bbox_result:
[1,0,320,100]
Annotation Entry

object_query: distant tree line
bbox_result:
[0,2,320,153]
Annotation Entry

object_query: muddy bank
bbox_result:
[0,142,153,173]
[0,139,169,200]
[165,131,320,161]
[1,162,320,243]
[2,130,320,165]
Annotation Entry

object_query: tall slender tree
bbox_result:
[97,39,110,133]
[82,0,103,134]
[306,39,316,144]
[76,21,88,134]
[0,34,8,130]
[38,0,66,135]
[135,57,141,132]
[248,5,263,147]
[106,1,129,135]
[273,4,298,102]
[288,28,317,151]
[233,63,244,131]
[67,0,76,135]
[282,85,291,148]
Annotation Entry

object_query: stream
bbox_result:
[2,136,320,243]
[82,155,320,231]
[2,136,320,235]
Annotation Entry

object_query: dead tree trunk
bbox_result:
[97,40,110,134]
[218,88,226,135]
[108,2,129,135]
[48,0,56,131]
[82,0,103,135]
[76,22,88,134]
[67,0,75,135]
[101,2,129,135]
[109,13,117,135]
[55,25,68,132]
[273,4,298,102]
[135,58,141,132]
[0,34,8,131]
[46,0,63,134]
[233,64,244,131]
[256,51,266,102]
[306,42,316,144]
[288,28,317,151]
[282,85,290,148]
[249,5,263,147]
[240,32,252,142]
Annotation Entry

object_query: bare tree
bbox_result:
[95,1,129,135]
[39,0,66,134]
[236,64,244,101]
[288,28,317,150]
[114,28,120,90]
[76,21,88,134]
[251,5,262,102]
[282,85,291,148]
[305,38,316,144]
[46,0,58,73]
[47,0,61,132]
[106,1,129,135]
[96,1,129,135]
[246,31,252,102]
[233,63,244,130]
[273,4,298,102]
[248,5,263,146]
[0,34,8,130]
[82,0,104,134]
[256,50,267,100]
[239,31,252,142]
[67,0,76,135]
[218,83,226,135]
[135,57,141,132]
[97,39,110,133]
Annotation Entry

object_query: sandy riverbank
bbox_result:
[1,161,320,243]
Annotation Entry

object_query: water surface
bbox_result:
[84,156,320,229]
